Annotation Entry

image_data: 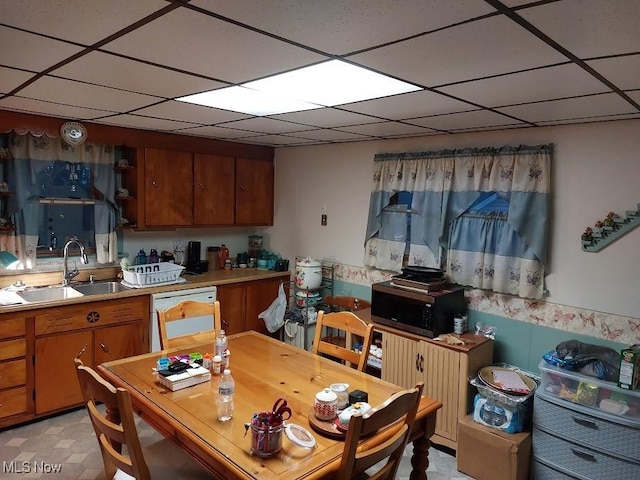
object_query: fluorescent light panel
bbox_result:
[177,60,421,116]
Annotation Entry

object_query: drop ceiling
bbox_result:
[1,0,639,147]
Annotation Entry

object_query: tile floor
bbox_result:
[0,408,474,479]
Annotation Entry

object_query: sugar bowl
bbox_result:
[314,388,338,421]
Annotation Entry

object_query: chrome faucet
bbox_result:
[62,238,88,286]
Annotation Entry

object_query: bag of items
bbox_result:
[543,340,620,382]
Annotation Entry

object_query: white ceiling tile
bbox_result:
[340,90,477,120]
[270,108,380,128]
[191,0,493,55]
[407,110,524,130]
[95,114,200,131]
[587,55,640,91]
[178,125,264,139]
[133,100,249,125]
[0,67,34,94]
[518,0,640,58]
[496,93,638,123]
[338,121,437,137]
[19,77,161,112]
[0,96,116,120]
[220,117,312,134]
[0,0,167,44]
[288,129,373,142]
[103,8,326,83]
[237,135,322,146]
[439,64,611,108]
[536,113,640,126]
[52,52,226,99]
[0,27,84,71]
[350,15,566,88]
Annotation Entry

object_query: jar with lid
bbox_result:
[218,244,229,270]
[207,246,220,271]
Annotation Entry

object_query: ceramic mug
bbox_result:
[314,388,338,421]
[330,383,350,410]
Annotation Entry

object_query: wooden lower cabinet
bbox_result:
[217,274,289,335]
[0,315,28,423]
[381,330,493,451]
[33,297,148,415]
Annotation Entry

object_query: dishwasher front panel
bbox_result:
[150,286,217,352]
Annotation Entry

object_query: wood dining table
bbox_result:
[98,331,441,480]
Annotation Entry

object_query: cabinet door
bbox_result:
[35,330,94,414]
[245,277,284,335]
[381,331,420,388]
[216,283,246,335]
[144,148,193,226]
[95,323,144,365]
[419,341,460,443]
[193,154,235,225]
[235,158,274,225]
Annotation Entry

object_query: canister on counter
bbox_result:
[207,246,220,271]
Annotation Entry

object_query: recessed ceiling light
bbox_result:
[177,86,322,116]
[177,60,422,116]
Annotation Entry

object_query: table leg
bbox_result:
[409,435,430,480]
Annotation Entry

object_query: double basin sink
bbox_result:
[0,281,131,305]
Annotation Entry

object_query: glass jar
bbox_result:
[250,416,283,458]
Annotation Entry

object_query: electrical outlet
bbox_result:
[321,214,327,226]
[173,240,184,253]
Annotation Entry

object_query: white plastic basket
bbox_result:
[122,262,185,286]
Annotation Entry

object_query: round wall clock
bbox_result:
[60,121,88,146]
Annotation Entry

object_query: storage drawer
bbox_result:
[531,458,579,480]
[532,427,639,480]
[0,359,26,389]
[0,316,25,340]
[0,338,26,361]
[0,386,27,419]
[35,299,145,335]
[534,390,640,462]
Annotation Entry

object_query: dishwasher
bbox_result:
[150,286,217,352]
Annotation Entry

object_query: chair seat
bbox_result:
[113,439,211,480]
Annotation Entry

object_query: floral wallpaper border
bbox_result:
[331,262,639,346]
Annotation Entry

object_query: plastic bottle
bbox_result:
[218,244,229,270]
[136,249,148,265]
[492,404,507,427]
[148,248,159,263]
[215,330,228,368]
[480,399,494,425]
[217,369,235,422]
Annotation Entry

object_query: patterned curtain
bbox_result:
[7,131,117,269]
[364,144,552,299]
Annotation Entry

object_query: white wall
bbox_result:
[271,119,640,318]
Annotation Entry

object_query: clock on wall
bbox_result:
[60,121,88,146]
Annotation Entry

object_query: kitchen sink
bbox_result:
[73,281,130,295]
[17,286,85,303]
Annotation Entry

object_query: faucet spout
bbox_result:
[62,238,88,286]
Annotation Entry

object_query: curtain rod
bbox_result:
[375,143,553,162]
[38,198,96,206]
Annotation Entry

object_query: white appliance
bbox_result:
[150,286,217,352]
[283,319,316,351]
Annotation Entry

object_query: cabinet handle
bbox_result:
[415,353,420,372]
[99,343,112,354]
[199,183,206,190]
[572,416,598,429]
[239,185,247,192]
[76,344,87,359]
[151,180,159,188]
[419,354,424,373]
[570,448,596,462]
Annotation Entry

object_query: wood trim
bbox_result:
[0,110,274,160]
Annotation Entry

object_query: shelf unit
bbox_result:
[582,203,639,252]
[114,148,138,229]
[283,261,334,352]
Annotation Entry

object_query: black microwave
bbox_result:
[371,281,466,338]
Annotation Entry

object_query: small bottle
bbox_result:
[136,249,148,265]
[148,248,159,263]
[217,369,235,422]
[218,244,229,270]
[492,404,507,427]
[480,399,494,425]
[212,355,222,375]
[215,330,228,368]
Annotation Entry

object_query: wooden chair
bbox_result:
[323,295,371,312]
[74,359,209,480]
[312,310,374,371]
[338,382,424,480]
[157,300,221,350]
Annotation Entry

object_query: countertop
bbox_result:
[0,268,291,314]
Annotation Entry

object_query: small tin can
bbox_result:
[454,315,467,335]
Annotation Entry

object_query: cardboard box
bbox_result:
[457,414,531,480]
[618,345,640,391]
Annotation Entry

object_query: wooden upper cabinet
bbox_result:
[235,157,274,226]
[143,148,193,227]
[193,154,235,226]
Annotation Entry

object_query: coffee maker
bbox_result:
[187,241,208,273]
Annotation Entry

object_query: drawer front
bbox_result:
[0,387,27,419]
[35,299,145,335]
[531,459,579,480]
[534,391,640,462]
[0,338,26,361]
[0,316,25,340]
[0,359,26,389]
[532,427,639,480]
